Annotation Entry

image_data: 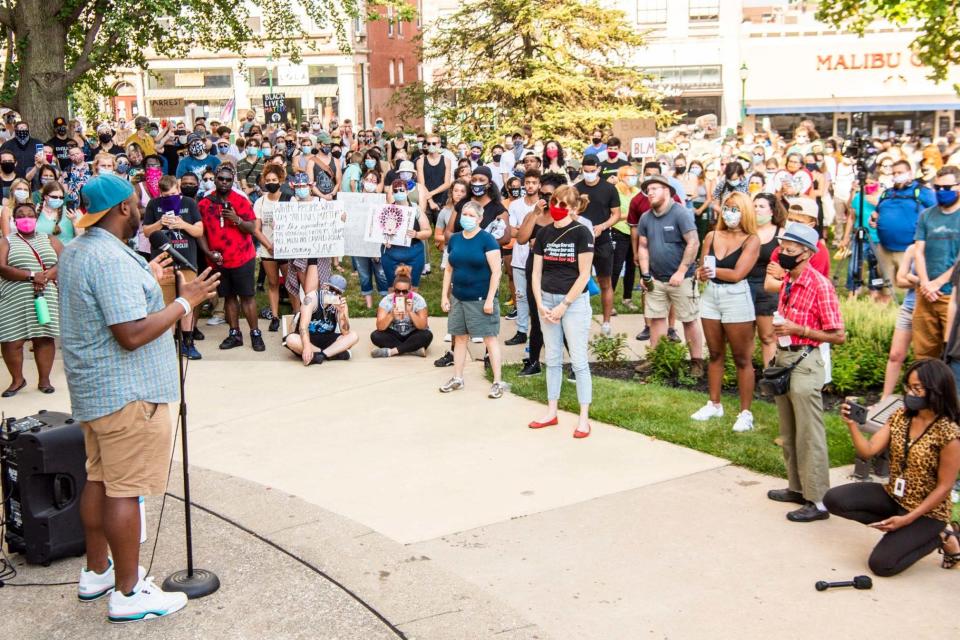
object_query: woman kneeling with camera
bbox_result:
[825,359,960,576]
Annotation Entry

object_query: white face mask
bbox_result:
[582,170,599,182]
[362,181,377,193]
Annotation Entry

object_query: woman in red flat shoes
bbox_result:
[529,185,595,438]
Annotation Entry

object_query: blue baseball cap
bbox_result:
[76,174,135,228]
[325,274,348,294]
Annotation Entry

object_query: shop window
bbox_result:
[689,0,720,22]
[636,0,667,24]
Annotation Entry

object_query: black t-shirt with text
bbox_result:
[575,180,619,245]
[144,195,202,268]
[46,136,71,171]
[600,157,630,180]
[534,221,595,295]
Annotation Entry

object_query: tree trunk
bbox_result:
[10,4,69,140]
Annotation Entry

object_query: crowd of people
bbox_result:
[0,109,959,590]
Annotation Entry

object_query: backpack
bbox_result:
[878,183,923,214]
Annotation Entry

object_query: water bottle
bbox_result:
[34,292,51,326]
[772,311,792,348]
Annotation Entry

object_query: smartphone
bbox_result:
[35,143,44,156]
[845,400,868,425]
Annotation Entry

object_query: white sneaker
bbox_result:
[206,315,226,326]
[732,410,755,432]
[470,336,483,343]
[601,322,612,336]
[443,333,452,343]
[107,576,187,623]
[691,402,724,421]
[78,558,146,602]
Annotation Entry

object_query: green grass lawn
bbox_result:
[499,364,857,479]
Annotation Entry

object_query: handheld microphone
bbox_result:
[149,230,197,272]
[814,575,872,591]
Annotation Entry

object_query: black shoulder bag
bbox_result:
[759,346,813,397]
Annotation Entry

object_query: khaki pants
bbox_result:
[874,244,903,298]
[912,295,950,360]
[774,348,830,503]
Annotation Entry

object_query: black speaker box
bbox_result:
[1,410,86,565]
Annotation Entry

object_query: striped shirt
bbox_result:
[778,264,843,347]
[58,227,178,422]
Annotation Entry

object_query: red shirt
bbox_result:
[771,240,830,278]
[198,190,256,269]
[627,190,683,226]
[778,264,843,347]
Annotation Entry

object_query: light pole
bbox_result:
[739,63,748,123]
[267,55,275,93]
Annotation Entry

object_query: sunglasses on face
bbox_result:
[215,175,233,182]
[933,184,958,191]
[394,288,410,295]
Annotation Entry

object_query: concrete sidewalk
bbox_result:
[4,314,957,638]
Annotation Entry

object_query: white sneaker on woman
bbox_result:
[443,333,452,343]
[732,410,755,432]
[691,402,724,421]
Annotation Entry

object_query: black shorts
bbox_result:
[749,278,778,317]
[592,242,615,278]
[308,332,338,350]
[260,257,289,266]
[218,258,256,298]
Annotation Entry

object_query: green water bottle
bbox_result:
[34,291,51,326]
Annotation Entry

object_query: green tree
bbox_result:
[816,0,960,91]
[392,0,676,147]
[0,0,412,136]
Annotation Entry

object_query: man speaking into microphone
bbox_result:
[58,174,219,623]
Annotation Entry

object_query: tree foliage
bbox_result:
[816,0,960,91]
[392,0,676,147]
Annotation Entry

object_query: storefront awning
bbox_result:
[246,85,339,98]
[144,88,235,100]
[748,102,959,115]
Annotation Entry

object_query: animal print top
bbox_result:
[885,408,960,523]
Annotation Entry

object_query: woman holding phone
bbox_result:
[826,359,960,576]
[370,265,433,358]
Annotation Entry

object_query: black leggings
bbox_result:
[823,482,945,577]
[370,328,434,354]
[611,229,635,301]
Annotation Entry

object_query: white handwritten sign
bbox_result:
[365,204,415,248]
[339,192,387,257]
[630,136,657,158]
[272,200,345,259]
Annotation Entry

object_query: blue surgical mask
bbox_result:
[364,158,376,169]
[46,197,64,209]
[394,191,408,202]
[690,166,702,177]
[301,145,312,155]
[460,216,478,231]
[295,187,310,199]
[625,176,638,187]
[246,146,259,156]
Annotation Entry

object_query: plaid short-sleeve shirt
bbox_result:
[58,227,179,422]
[778,264,843,347]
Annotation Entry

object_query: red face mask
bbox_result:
[545,147,558,159]
[549,203,569,221]
[865,183,879,195]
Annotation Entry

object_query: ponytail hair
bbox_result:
[393,263,413,288]
[551,184,589,214]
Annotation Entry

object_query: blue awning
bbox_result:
[747,103,959,115]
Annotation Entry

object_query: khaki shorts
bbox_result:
[645,277,700,323]
[82,401,174,498]
[160,269,197,306]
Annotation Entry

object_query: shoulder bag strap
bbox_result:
[16,233,47,271]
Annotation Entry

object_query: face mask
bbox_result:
[13,189,29,202]
[690,166,702,177]
[470,151,481,161]
[582,170,599,182]
[457,148,467,158]
[399,171,413,181]
[0,161,14,173]
[40,177,54,186]
[264,182,281,194]
[749,183,762,195]
[180,184,199,198]
[625,176,638,187]
[893,173,911,185]
[202,179,215,191]
[727,178,741,187]
[217,145,229,154]
[805,163,818,172]
[99,133,113,145]
[753,154,764,163]
[608,150,619,160]
[470,183,487,197]
[301,145,312,155]
[674,165,686,175]
[492,153,502,163]
[246,146,259,156]
[15,130,29,143]
[865,183,879,195]
[591,137,601,145]
[177,135,188,145]
[428,144,439,154]
[904,393,928,412]
[15,217,36,234]
[545,147,559,160]
[55,125,68,136]
[331,150,342,159]
[362,181,378,193]
[721,208,741,228]
[295,187,310,199]
[756,213,772,226]
[936,188,959,207]
[549,204,568,222]
[394,191,408,202]
[189,142,205,157]
[778,251,805,271]
[509,188,521,198]
[116,160,130,174]
[364,158,376,169]
[98,167,114,176]
[41,195,62,210]
[796,136,809,145]
[460,216,478,231]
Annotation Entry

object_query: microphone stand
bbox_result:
[163,261,220,598]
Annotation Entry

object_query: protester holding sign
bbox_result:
[382,178,431,290]
[253,165,294,327]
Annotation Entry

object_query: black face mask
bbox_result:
[674,165,686,175]
[492,153,502,163]
[904,394,928,412]
[0,161,15,173]
[56,125,68,136]
[509,188,521,198]
[470,183,487,197]
[180,184,199,199]
[331,150,342,159]
[592,137,601,145]
[15,130,29,144]
[778,251,806,271]
[99,133,113,145]
[320,146,331,155]
[263,183,281,194]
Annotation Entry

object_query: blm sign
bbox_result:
[263,93,287,124]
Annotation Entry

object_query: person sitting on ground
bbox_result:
[371,264,433,358]
[283,274,358,366]
[826,359,960,576]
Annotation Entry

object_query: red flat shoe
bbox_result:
[528,417,558,429]
[573,424,591,439]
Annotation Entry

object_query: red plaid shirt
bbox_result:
[778,264,843,347]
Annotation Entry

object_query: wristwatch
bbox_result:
[27,271,34,282]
